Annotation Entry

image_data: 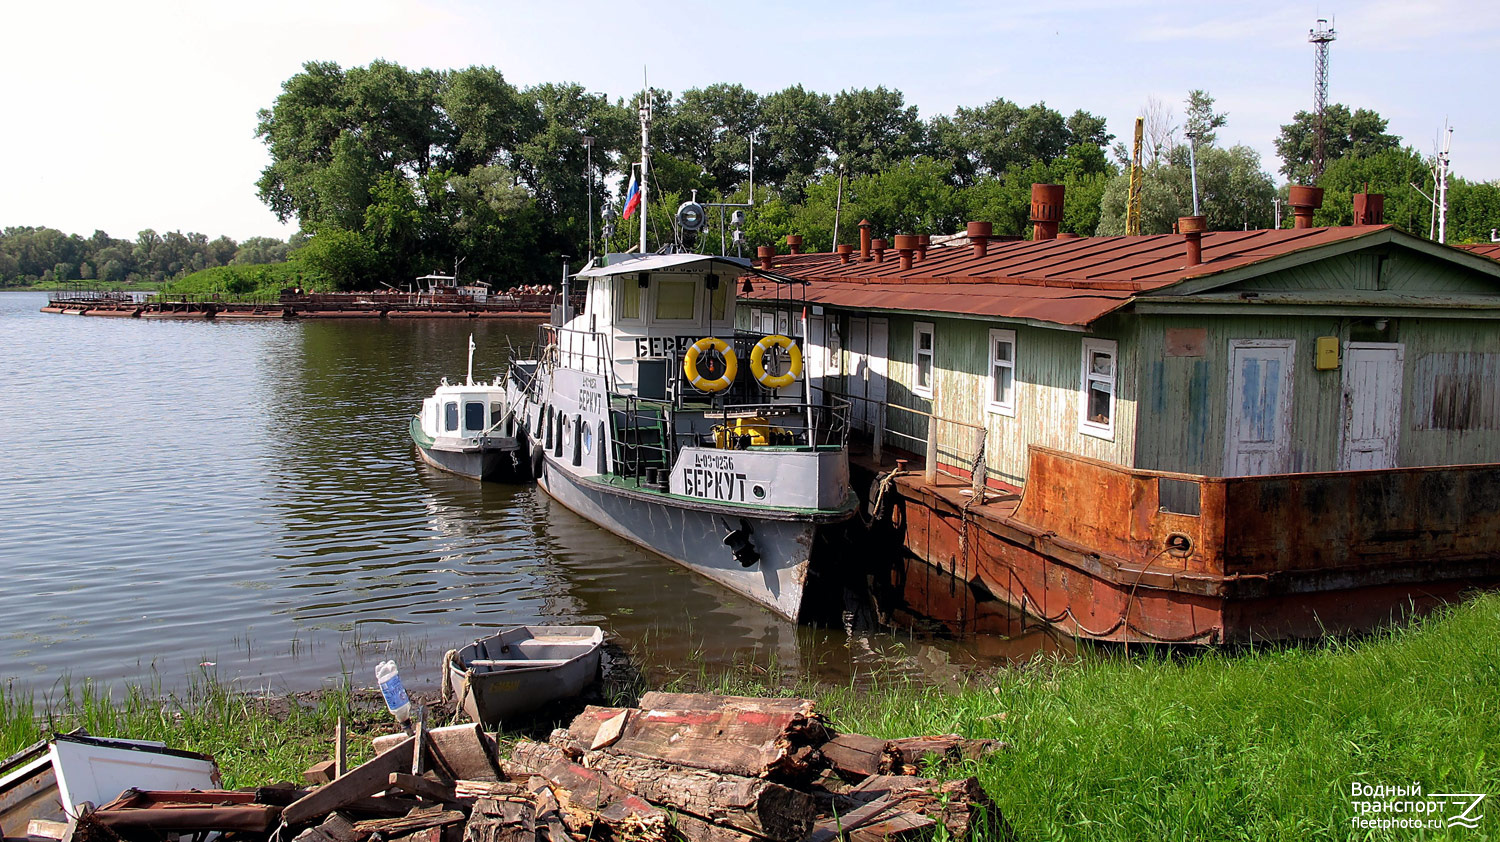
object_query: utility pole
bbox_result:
[638,87,651,254]
[1186,130,1202,217]
[1126,117,1144,236]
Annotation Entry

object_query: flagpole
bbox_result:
[466,333,475,386]
[639,87,650,254]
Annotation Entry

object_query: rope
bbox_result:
[440,648,457,702]
[860,468,905,528]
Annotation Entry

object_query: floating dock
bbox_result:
[41,291,558,319]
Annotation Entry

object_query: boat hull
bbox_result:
[537,457,827,621]
[415,442,522,482]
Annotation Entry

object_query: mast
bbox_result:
[639,90,651,254]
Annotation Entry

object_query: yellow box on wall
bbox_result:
[1315,336,1340,370]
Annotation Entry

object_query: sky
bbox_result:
[4,0,1497,243]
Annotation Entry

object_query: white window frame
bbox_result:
[614,276,644,324]
[1079,338,1118,440]
[913,321,936,399]
[986,328,1017,416]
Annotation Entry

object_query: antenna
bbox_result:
[1436,124,1453,244]
[1309,17,1337,181]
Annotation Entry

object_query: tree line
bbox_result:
[0,227,291,288]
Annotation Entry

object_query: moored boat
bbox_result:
[410,335,528,482]
[444,626,605,726]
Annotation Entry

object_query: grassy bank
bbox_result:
[4,594,1497,839]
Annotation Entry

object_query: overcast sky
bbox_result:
[4,0,1496,242]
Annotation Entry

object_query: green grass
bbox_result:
[161,262,330,301]
[3,595,1497,839]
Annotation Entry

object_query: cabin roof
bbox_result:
[575,253,751,279]
[742,225,1500,326]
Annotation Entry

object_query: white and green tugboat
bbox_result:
[410,335,527,482]
[503,103,855,621]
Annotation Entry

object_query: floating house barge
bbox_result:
[742,185,1500,643]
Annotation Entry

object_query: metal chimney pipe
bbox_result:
[859,219,872,261]
[785,234,803,255]
[967,221,993,258]
[757,245,775,270]
[872,238,887,263]
[894,234,918,271]
[916,234,930,261]
[837,243,854,265]
[1288,185,1323,229]
[1180,215,1207,266]
[1353,193,1385,226]
[1030,183,1065,241]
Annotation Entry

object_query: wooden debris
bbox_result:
[820,734,889,780]
[374,725,503,783]
[26,819,67,840]
[352,809,466,838]
[292,813,358,842]
[511,740,817,841]
[283,736,414,825]
[453,781,526,803]
[303,760,337,786]
[386,774,461,807]
[463,796,536,842]
[845,775,937,804]
[525,781,571,842]
[564,702,823,781]
[335,717,348,779]
[531,759,667,842]
[590,710,628,751]
[847,809,935,841]
[882,736,1004,775]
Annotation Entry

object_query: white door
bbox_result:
[806,314,826,405]
[868,317,889,419]
[1225,340,1296,476]
[1340,342,1404,470]
[848,317,869,428]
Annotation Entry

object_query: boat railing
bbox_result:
[541,324,613,390]
[840,392,989,493]
[705,398,852,450]
[610,394,677,485]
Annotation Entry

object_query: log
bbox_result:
[352,809,466,838]
[881,736,1003,775]
[820,734,889,780]
[635,693,816,715]
[454,781,526,802]
[879,777,1003,841]
[283,737,414,825]
[525,781,572,842]
[662,810,761,842]
[564,705,821,780]
[510,740,817,840]
[292,813,358,842]
[531,759,667,842]
[387,774,461,807]
[464,795,538,842]
[847,811,935,842]
[845,775,935,804]
[374,725,503,782]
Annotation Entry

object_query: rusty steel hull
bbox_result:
[870,446,1500,644]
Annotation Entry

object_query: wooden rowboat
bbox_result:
[446,626,604,727]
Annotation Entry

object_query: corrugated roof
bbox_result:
[742,226,1394,325]
[576,253,749,279]
[1455,243,1500,261]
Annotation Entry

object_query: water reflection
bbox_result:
[0,293,1061,698]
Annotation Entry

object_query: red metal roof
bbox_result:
[744,226,1395,326]
[1455,243,1500,260]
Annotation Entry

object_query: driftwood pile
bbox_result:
[9,694,1006,842]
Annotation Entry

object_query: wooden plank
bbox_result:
[801,795,899,842]
[303,760,337,785]
[374,726,502,783]
[590,710,628,751]
[352,810,465,837]
[25,820,67,840]
[848,811,935,841]
[386,774,461,807]
[565,705,819,779]
[636,693,816,715]
[335,717,347,779]
[820,734,889,779]
[846,775,936,804]
[282,736,414,825]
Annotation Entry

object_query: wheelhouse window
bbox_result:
[490,402,505,428]
[709,279,730,323]
[653,278,697,321]
[616,277,641,322]
[987,328,1016,416]
[913,322,935,398]
[465,401,485,432]
[443,401,459,433]
[1080,338,1117,440]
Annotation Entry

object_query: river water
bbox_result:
[0,291,1055,698]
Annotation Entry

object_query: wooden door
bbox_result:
[806,314,826,405]
[1340,342,1404,470]
[1225,340,1295,476]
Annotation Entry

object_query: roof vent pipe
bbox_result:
[916,234,930,260]
[785,234,803,255]
[1288,185,1323,229]
[872,238,887,263]
[1353,193,1385,226]
[757,245,775,270]
[894,235,918,271]
[1180,215,1206,267]
[967,221,993,258]
[1030,183,1065,241]
[837,243,854,265]
[859,220,872,261]
[1056,232,1081,240]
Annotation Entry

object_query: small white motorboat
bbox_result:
[444,626,604,726]
[410,334,528,482]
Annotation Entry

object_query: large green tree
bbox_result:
[1274,104,1401,184]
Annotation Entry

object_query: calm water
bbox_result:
[0,291,1046,698]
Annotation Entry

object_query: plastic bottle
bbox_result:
[375,660,411,722]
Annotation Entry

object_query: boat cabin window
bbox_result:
[616,277,642,322]
[913,322,935,399]
[654,278,697,322]
[443,401,459,433]
[709,281,730,323]
[490,402,505,428]
[465,401,486,432]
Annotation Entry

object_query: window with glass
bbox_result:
[465,401,485,432]
[490,402,505,428]
[616,277,641,321]
[987,328,1016,415]
[709,280,730,322]
[913,322,935,398]
[653,279,697,321]
[1079,338,1117,439]
[443,401,459,433]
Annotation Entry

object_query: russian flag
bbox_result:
[623,175,641,220]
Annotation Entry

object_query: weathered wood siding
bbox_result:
[1400,319,1500,465]
[830,312,1137,485]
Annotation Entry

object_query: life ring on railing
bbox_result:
[751,334,802,389]
[683,337,737,393]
